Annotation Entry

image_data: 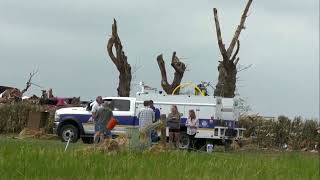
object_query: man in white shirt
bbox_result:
[92,96,103,143]
[137,101,155,147]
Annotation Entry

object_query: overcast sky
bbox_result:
[0,0,319,118]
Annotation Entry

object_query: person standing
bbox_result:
[149,100,160,122]
[137,101,155,147]
[149,100,161,142]
[95,101,114,143]
[92,96,103,143]
[167,105,181,148]
[185,109,199,150]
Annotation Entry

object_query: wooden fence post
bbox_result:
[160,114,167,145]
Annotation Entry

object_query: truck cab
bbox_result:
[53,97,136,143]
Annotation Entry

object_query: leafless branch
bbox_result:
[237,64,252,72]
[231,40,240,62]
[21,70,39,95]
[235,57,240,65]
[226,0,253,57]
[213,8,228,61]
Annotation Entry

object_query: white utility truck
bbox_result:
[53,84,245,148]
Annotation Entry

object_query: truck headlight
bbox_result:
[54,112,60,122]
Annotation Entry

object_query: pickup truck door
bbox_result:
[109,99,135,125]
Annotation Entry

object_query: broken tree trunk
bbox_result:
[213,0,253,98]
[107,19,132,97]
[156,52,186,95]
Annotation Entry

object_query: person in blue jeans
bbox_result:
[94,101,113,144]
[138,101,155,148]
[149,100,161,142]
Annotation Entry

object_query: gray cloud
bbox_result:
[0,0,318,118]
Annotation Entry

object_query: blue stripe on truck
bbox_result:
[60,114,237,128]
[60,114,138,126]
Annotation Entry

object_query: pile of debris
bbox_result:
[80,122,169,154]
[17,128,58,140]
[81,134,128,154]
[0,86,87,108]
[0,86,22,103]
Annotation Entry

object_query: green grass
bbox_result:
[0,137,319,180]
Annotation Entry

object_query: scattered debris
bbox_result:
[18,128,58,140]
[0,87,85,108]
[81,134,128,154]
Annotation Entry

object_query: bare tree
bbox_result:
[106,19,132,97]
[21,70,39,95]
[213,0,253,98]
[157,52,186,94]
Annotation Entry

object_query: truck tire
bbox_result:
[179,132,190,149]
[82,137,93,144]
[60,124,79,143]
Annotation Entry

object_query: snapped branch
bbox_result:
[226,0,253,57]
[21,70,39,95]
[231,40,240,62]
[213,8,228,61]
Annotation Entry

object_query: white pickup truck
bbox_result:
[53,93,245,148]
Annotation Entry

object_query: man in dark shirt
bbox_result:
[149,100,160,122]
[95,101,113,144]
[149,100,161,142]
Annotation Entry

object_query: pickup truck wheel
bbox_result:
[179,132,190,149]
[60,124,79,143]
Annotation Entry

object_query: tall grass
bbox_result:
[0,138,318,180]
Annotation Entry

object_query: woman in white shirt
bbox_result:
[185,109,199,150]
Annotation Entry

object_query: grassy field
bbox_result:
[0,137,318,180]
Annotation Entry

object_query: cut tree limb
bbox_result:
[106,19,132,97]
[157,52,186,95]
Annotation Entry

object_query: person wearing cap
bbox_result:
[92,96,103,143]
[94,101,113,143]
